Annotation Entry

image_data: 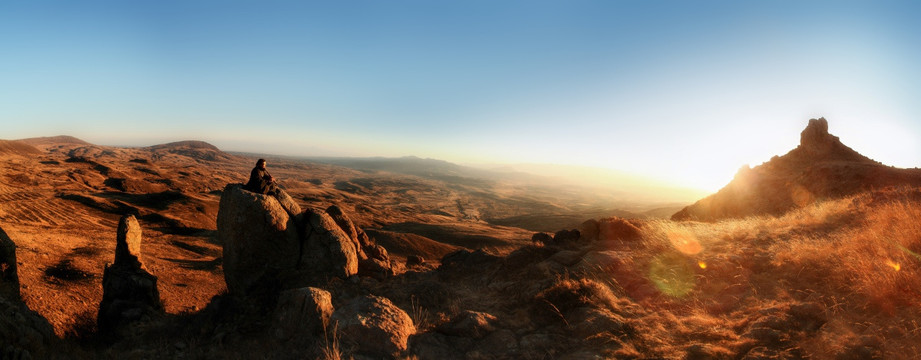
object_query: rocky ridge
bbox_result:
[673,117,921,221]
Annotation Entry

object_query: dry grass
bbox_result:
[618,186,921,358]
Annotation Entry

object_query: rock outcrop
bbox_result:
[673,118,921,221]
[218,184,395,297]
[0,227,20,301]
[331,295,416,357]
[0,226,58,359]
[98,215,163,335]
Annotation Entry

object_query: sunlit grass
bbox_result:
[579,186,921,358]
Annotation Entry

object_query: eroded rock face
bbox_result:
[0,227,20,301]
[332,295,416,357]
[98,215,163,335]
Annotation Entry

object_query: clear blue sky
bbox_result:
[2,0,919,191]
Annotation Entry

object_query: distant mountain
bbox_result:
[17,135,90,146]
[309,156,499,180]
[673,118,921,221]
[145,140,236,162]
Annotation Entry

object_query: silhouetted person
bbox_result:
[245,159,279,195]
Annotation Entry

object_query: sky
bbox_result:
[2,0,919,192]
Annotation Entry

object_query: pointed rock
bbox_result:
[115,215,142,268]
[98,215,163,336]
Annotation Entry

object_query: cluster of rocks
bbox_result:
[531,216,643,247]
[218,184,397,295]
[217,184,413,357]
[97,215,163,336]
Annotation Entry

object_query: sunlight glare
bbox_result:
[886,260,901,272]
[667,228,703,255]
[648,252,696,298]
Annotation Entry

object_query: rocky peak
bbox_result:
[799,117,840,154]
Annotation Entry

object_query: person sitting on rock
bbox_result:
[244,159,279,195]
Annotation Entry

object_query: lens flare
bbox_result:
[698,261,707,269]
[886,260,901,271]
[791,184,814,207]
[648,252,696,298]
[667,228,703,255]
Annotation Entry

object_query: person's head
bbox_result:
[256,159,267,169]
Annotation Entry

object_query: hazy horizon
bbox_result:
[3,1,920,192]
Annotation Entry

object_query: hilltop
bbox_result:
[673,118,921,221]
[0,139,41,156]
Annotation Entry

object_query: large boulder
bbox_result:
[300,208,360,280]
[218,184,301,294]
[98,215,163,335]
[0,227,20,301]
[332,295,416,358]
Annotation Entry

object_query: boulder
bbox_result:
[0,227,20,301]
[272,287,334,340]
[300,208,359,280]
[326,205,367,260]
[218,184,301,294]
[531,232,552,245]
[579,219,600,241]
[597,217,642,241]
[273,188,302,218]
[98,215,163,335]
[332,295,416,357]
[358,258,395,281]
[406,255,426,267]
